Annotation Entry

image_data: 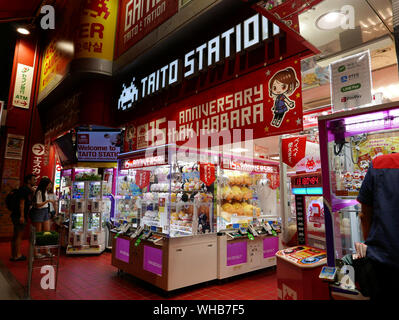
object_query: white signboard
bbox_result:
[330,51,372,112]
[13,63,34,109]
[77,131,121,162]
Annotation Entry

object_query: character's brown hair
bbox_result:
[269,67,299,95]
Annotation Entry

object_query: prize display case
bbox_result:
[318,102,399,267]
[216,157,281,280]
[112,146,218,291]
[114,146,216,237]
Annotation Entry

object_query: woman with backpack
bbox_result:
[31,177,56,258]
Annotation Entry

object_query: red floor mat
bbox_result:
[0,241,277,300]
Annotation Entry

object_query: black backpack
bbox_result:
[5,189,20,212]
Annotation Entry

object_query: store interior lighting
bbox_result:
[16,27,30,35]
[315,11,346,30]
[230,148,249,153]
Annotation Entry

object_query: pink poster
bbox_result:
[143,245,163,276]
[227,241,247,266]
[263,237,279,258]
[115,238,130,263]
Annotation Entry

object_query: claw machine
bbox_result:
[66,168,113,254]
[112,145,218,291]
[216,156,281,280]
[318,102,399,299]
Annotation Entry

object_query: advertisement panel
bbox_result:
[12,64,34,109]
[37,0,81,103]
[263,236,279,259]
[330,51,373,112]
[115,237,130,263]
[5,134,25,160]
[117,0,179,57]
[143,245,163,276]
[77,131,121,162]
[124,57,303,152]
[227,241,247,266]
[75,0,119,61]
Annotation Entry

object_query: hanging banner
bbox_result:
[75,0,119,61]
[199,163,216,186]
[117,0,179,57]
[135,170,151,189]
[124,57,303,152]
[267,172,280,190]
[281,136,307,168]
[294,140,321,173]
[330,51,373,112]
[12,64,34,109]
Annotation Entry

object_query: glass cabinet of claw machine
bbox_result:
[116,146,216,237]
[218,157,280,232]
[318,103,399,266]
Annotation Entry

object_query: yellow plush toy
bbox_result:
[241,187,253,201]
[231,186,242,201]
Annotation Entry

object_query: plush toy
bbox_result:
[231,186,242,201]
[241,187,253,201]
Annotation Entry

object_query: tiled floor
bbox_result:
[0,240,277,300]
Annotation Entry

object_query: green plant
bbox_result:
[35,231,59,246]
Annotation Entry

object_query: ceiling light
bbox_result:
[316,11,345,30]
[17,27,30,35]
[230,148,249,153]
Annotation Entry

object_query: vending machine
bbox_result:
[317,102,399,299]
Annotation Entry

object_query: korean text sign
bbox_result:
[330,51,372,112]
[77,131,120,162]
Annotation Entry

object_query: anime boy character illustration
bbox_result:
[269,67,300,128]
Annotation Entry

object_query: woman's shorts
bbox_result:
[30,208,50,223]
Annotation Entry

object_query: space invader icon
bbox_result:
[282,283,298,300]
[83,0,110,20]
[118,78,139,111]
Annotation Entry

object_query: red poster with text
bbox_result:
[135,170,151,189]
[200,163,216,187]
[282,136,307,168]
[117,0,179,57]
[124,57,303,152]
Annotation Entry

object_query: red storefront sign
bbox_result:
[199,163,216,186]
[123,154,167,169]
[124,57,303,152]
[281,136,307,168]
[116,0,179,57]
[222,159,277,174]
[135,170,151,188]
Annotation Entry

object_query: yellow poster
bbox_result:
[355,134,399,170]
[75,0,118,61]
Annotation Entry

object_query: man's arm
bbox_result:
[359,203,373,240]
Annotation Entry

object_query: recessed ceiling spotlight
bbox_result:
[316,11,345,30]
[17,27,30,35]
